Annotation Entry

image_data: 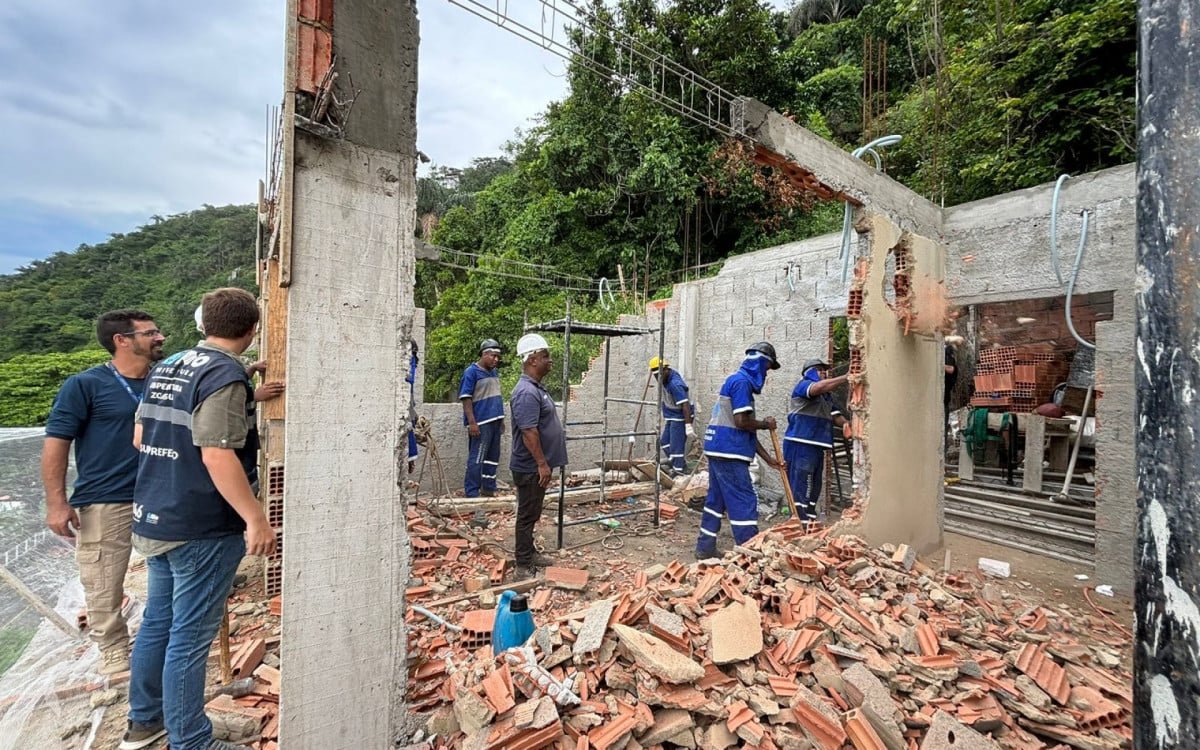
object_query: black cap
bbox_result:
[509,594,529,613]
[746,341,781,370]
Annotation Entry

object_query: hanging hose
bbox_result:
[1049,174,1096,350]
[840,135,903,283]
[1064,210,1096,350]
[597,277,616,310]
[411,605,464,633]
[1050,174,1071,286]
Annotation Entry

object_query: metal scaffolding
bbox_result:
[525,302,668,549]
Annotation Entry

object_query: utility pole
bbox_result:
[1134,0,1200,746]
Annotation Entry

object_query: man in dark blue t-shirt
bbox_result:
[42,309,165,675]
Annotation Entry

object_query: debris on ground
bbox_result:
[402,520,1132,750]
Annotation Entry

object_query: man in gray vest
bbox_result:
[121,288,275,750]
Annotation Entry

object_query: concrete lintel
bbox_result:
[736,98,942,236]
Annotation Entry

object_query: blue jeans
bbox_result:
[129,535,245,750]
[785,442,824,520]
[465,420,503,496]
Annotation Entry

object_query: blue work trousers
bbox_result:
[128,534,245,750]
[695,456,759,556]
[465,419,503,496]
[660,420,687,473]
[785,442,824,520]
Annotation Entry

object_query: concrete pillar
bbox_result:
[277,0,419,746]
[851,214,945,552]
[1134,0,1200,742]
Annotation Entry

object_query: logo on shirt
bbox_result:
[140,444,180,460]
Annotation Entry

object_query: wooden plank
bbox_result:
[1022,414,1045,493]
[425,482,659,514]
[0,563,80,640]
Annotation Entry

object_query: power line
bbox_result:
[443,0,745,138]
[423,247,599,294]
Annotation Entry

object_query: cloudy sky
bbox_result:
[0,0,784,275]
[0,0,574,275]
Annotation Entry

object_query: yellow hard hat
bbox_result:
[649,356,668,371]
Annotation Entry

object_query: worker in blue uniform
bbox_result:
[695,342,786,559]
[460,338,505,496]
[650,357,694,476]
[406,340,420,474]
[784,358,849,521]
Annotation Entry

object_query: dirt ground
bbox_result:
[469,490,1131,641]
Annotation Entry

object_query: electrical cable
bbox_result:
[1048,174,1096,350]
[839,135,903,283]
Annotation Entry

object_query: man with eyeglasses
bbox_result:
[42,310,166,675]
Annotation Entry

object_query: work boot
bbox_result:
[512,565,537,581]
[686,497,705,512]
[100,645,130,676]
[481,489,496,497]
[207,740,251,750]
[118,719,166,750]
[694,543,718,561]
[530,553,557,568]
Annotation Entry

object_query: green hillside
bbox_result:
[0,206,258,426]
[0,204,258,362]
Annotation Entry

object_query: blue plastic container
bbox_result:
[492,590,536,655]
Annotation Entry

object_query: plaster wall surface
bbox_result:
[853,218,945,551]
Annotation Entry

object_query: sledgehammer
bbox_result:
[768,428,799,520]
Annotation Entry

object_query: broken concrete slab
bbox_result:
[453,688,495,736]
[638,708,695,746]
[842,662,901,724]
[573,599,616,656]
[919,710,1001,750]
[611,624,705,684]
[708,599,764,664]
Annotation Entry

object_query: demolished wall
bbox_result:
[418,166,1136,586]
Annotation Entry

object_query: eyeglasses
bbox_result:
[120,329,163,339]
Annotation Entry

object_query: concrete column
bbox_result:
[277,0,419,745]
[1134,0,1200,742]
[278,133,417,747]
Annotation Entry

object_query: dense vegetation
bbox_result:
[417,0,1134,398]
[0,0,1134,413]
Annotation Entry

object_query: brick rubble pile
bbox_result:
[403,523,1131,750]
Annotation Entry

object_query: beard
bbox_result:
[134,340,165,362]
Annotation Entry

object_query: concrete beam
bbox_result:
[735,98,942,237]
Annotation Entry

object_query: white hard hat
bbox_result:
[194,304,205,334]
[517,333,550,360]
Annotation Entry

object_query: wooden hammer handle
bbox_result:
[768,427,799,519]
